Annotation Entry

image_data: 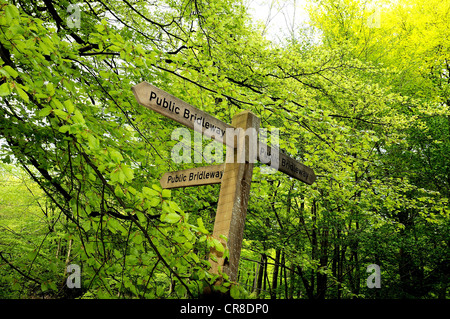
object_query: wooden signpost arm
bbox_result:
[257,142,316,185]
[132,81,235,147]
[160,164,224,189]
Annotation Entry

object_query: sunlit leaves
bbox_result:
[2,65,18,78]
[0,83,10,96]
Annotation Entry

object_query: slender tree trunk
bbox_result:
[311,200,317,297]
[271,249,281,299]
[263,254,269,293]
[282,253,289,299]
[332,230,339,298]
[316,229,329,299]
[297,265,314,299]
[338,238,346,299]
[65,238,73,267]
[337,231,346,299]
[256,254,265,297]
[55,237,61,259]
[354,221,360,296]
[288,261,294,299]
[252,260,260,293]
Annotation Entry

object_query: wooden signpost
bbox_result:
[132,81,316,285]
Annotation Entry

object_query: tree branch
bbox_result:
[0,252,41,286]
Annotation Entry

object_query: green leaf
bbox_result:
[115,185,125,198]
[110,170,119,183]
[99,70,109,78]
[72,110,84,123]
[162,201,174,214]
[5,5,20,22]
[161,212,181,224]
[212,238,224,253]
[95,24,105,32]
[175,284,187,297]
[49,282,58,292]
[133,233,144,244]
[64,99,75,113]
[53,108,67,118]
[122,165,134,181]
[168,200,182,213]
[51,98,64,109]
[190,252,200,263]
[197,218,208,234]
[118,170,125,184]
[127,186,137,195]
[135,211,146,224]
[109,149,124,163]
[59,125,70,133]
[39,40,51,55]
[0,68,9,77]
[34,93,48,99]
[46,82,55,96]
[41,282,49,292]
[15,86,28,102]
[230,284,240,298]
[0,83,10,96]
[126,255,138,266]
[162,189,171,199]
[87,134,99,149]
[38,107,52,117]
[147,197,160,207]
[152,184,162,192]
[143,186,159,197]
[3,65,18,78]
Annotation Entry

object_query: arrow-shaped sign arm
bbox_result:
[257,141,316,185]
[132,81,235,147]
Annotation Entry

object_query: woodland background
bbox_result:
[0,0,448,299]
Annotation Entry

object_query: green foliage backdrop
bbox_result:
[0,0,448,299]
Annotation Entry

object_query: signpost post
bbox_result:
[209,110,259,283]
[132,81,316,286]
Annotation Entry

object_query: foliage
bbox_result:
[0,164,64,298]
[0,0,448,299]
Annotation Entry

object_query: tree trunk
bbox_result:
[263,254,269,293]
[252,260,259,293]
[316,229,329,299]
[338,243,346,299]
[65,238,73,268]
[297,265,314,299]
[255,254,266,297]
[332,230,340,298]
[271,249,281,299]
[311,199,317,297]
[282,253,290,298]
